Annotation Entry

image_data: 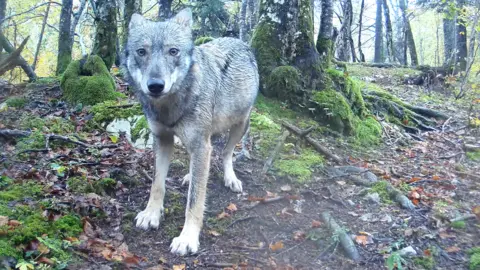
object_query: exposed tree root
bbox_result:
[321,211,360,261]
[281,121,342,163]
[261,130,290,177]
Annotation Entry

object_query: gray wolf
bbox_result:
[124,9,259,255]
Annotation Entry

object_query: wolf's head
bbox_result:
[126,9,194,99]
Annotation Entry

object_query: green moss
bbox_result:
[0,239,22,259]
[60,55,123,105]
[414,256,435,270]
[89,100,143,127]
[66,176,94,193]
[194,36,214,46]
[0,181,43,201]
[353,117,382,146]
[54,215,82,237]
[5,97,27,108]
[369,181,394,204]
[313,90,354,134]
[265,66,302,100]
[131,115,150,143]
[316,38,333,68]
[468,247,480,270]
[251,21,282,86]
[451,220,466,229]
[10,213,53,244]
[274,149,324,183]
[20,116,75,134]
[255,94,297,120]
[94,178,116,194]
[466,151,480,161]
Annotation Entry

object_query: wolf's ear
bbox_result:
[129,13,146,30]
[171,8,193,28]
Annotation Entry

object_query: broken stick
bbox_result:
[261,130,290,176]
[321,211,360,261]
[281,121,342,163]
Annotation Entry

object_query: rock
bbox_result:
[380,214,392,223]
[359,213,374,222]
[347,200,355,206]
[399,246,417,257]
[366,193,381,204]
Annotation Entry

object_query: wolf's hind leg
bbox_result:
[170,136,212,255]
[222,119,248,193]
[136,133,173,229]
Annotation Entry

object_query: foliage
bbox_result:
[131,116,150,143]
[450,220,466,229]
[369,181,394,204]
[386,251,407,270]
[469,247,480,270]
[5,97,27,108]
[193,0,229,36]
[20,116,75,134]
[414,256,435,270]
[274,149,324,182]
[60,55,122,105]
[194,36,214,46]
[89,100,143,127]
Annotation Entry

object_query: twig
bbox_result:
[321,212,360,261]
[450,214,477,223]
[138,169,154,183]
[442,117,452,133]
[282,121,342,163]
[246,195,299,209]
[227,216,257,228]
[261,130,289,176]
[204,262,235,268]
[439,152,463,159]
[274,241,304,257]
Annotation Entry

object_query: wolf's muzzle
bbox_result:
[147,78,165,95]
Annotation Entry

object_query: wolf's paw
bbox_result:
[135,207,163,229]
[170,233,199,255]
[224,174,243,193]
[181,173,191,186]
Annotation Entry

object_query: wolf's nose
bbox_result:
[147,78,165,94]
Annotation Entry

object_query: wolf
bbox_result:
[124,9,259,255]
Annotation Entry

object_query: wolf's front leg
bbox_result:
[136,133,174,229]
[170,138,212,255]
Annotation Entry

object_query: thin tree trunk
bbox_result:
[32,2,51,71]
[336,0,353,62]
[317,0,334,66]
[443,17,456,67]
[93,0,117,69]
[456,6,467,71]
[123,0,142,46]
[357,0,365,62]
[247,0,255,31]
[0,0,6,54]
[0,31,36,81]
[374,0,384,63]
[69,0,86,51]
[56,0,73,75]
[158,0,172,20]
[399,0,417,66]
[382,0,394,62]
[239,0,248,41]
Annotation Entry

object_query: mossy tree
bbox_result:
[123,0,142,47]
[56,0,73,75]
[92,0,117,69]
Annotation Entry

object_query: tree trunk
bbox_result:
[0,31,36,81]
[382,0,394,62]
[247,0,255,31]
[123,0,142,46]
[239,0,248,41]
[443,17,456,67]
[158,0,173,20]
[374,0,384,63]
[69,0,86,53]
[456,8,467,71]
[357,0,365,62]
[0,0,6,54]
[399,0,417,66]
[93,0,117,69]
[317,0,334,66]
[56,0,73,75]
[32,2,50,71]
[336,0,353,62]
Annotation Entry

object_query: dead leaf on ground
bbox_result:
[472,205,480,219]
[208,230,221,237]
[439,231,456,239]
[37,257,54,265]
[266,191,277,198]
[446,246,461,253]
[173,264,186,270]
[281,185,292,192]
[355,235,368,246]
[0,216,8,226]
[311,220,322,228]
[8,220,21,227]
[293,231,305,241]
[269,241,284,251]
[226,203,238,212]
[217,211,230,219]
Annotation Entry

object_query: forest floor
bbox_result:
[0,64,479,270]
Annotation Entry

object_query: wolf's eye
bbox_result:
[169,48,179,56]
[137,49,146,56]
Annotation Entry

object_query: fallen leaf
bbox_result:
[158,257,167,264]
[37,257,54,265]
[269,241,284,251]
[226,203,238,212]
[0,216,8,226]
[446,246,461,253]
[123,254,142,265]
[408,177,421,183]
[311,220,322,228]
[8,220,21,227]
[432,175,441,181]
[208,230,221,237]
[280,185,292,192]
[439,231,456,239]
[293,231,305,241]
[217,211,230,219]
[266,191,277,198]
[173,264,186,270]
[147,266,164,270]
[101,248,113,260]
[472,205,480,219]
[424,249,431,256]
[355,235,368,246]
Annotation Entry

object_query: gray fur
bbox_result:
[124,9,259,255]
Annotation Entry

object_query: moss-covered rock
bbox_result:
[265,66,302,100]
[89,100,143,127]
[312,90,354,134]
[60,55,123,105]
[354,117,382,146]
[274,149,324,183]
[194,36,214,46]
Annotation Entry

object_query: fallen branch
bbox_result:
[282,121,342,163]
[450,214,477,223]
[0,32,36,81]
[0,129,117,149]
[321,212,360,261]
[247,195,299,209]
[385,183,415,210]
[326,166,378,186]
[261,130,290,177]
[0,36,29,75]
[227,216,257,228]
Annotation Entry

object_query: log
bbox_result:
[281,121,342,163]
[321,212,360,261]
[0,31,36,81]
[0,36,29,75]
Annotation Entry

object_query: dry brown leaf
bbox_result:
[355,235,368,246]
[439,231,456,239]
[311,220,322,228]
[266,191,277,198]
[280,185,292,192]
[217,211,230,219]
[37,257,55,265]
[269,241,284,251]
[0,216,8,226]
[432,175,441,181]
[208,230,221,237]
[446,246,461,253]
[293,231,305,241]
[158,256,167,264]
[101,248,113,260]
[173,264,186,270]
[227,203,238,212]
[472,205,480,219]
[8,220,21,227]
[65,237,79,243]
[147,266,164,270]
[123,253,142,265]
